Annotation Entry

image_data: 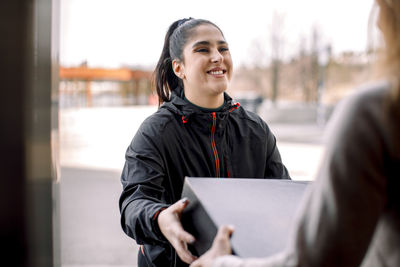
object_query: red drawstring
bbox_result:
[229,102,240,112]
[140,245,145,256]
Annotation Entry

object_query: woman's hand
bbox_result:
[190,225,234,267]
[157,198,197,264]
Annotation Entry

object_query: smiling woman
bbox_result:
[118,18,290,267]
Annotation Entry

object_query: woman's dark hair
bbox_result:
[153,18,224,106]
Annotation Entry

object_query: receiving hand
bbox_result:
[158,198,197,264]
[190,225,235,267]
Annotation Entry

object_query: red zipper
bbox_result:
[211,112,220,178]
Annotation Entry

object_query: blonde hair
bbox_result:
[375,0,400,100]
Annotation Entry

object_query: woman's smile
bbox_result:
[207,67,227,77]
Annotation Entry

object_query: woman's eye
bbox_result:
[196,48,209,53]
[219,47,229,52]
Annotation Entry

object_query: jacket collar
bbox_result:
[161,86,238,116]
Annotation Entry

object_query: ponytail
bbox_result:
[153,20,185,106]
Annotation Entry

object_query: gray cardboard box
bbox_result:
[181,177,310,257]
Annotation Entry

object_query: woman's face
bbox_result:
[173,24,233,100]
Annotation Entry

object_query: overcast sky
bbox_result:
[60,0,375,69]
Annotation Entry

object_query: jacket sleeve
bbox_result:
[264,124,290,179]
[213,88,388,267]
[119,122,170,246]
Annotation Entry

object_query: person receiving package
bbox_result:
[119,18,290,267]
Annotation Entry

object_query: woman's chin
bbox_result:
[210,83,229,95]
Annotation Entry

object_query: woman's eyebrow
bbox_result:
[192,40,227,48]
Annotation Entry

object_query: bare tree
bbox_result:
[270,11,285,103]
[297,35,311,101]
[308,25,320,102]
[249,38,267,69]
[247,38,267,97]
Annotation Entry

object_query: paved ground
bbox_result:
[59,107,154,267]
[60,167,137,267]
[59,106,327,266]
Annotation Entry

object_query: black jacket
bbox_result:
[119,89,290,266]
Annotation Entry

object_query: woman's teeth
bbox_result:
[209,70,223,75]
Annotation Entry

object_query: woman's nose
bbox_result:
[211,49,223,63]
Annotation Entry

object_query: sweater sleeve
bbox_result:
[119,122,170,246]
[212,254,288,267]
[286,88,388,267]
[214,86,389,267]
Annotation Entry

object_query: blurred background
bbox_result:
[57,0,378,266]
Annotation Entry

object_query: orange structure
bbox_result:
[59,66,152,81]
[59,66,153,107]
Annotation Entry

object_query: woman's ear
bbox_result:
[172,59,185,79]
